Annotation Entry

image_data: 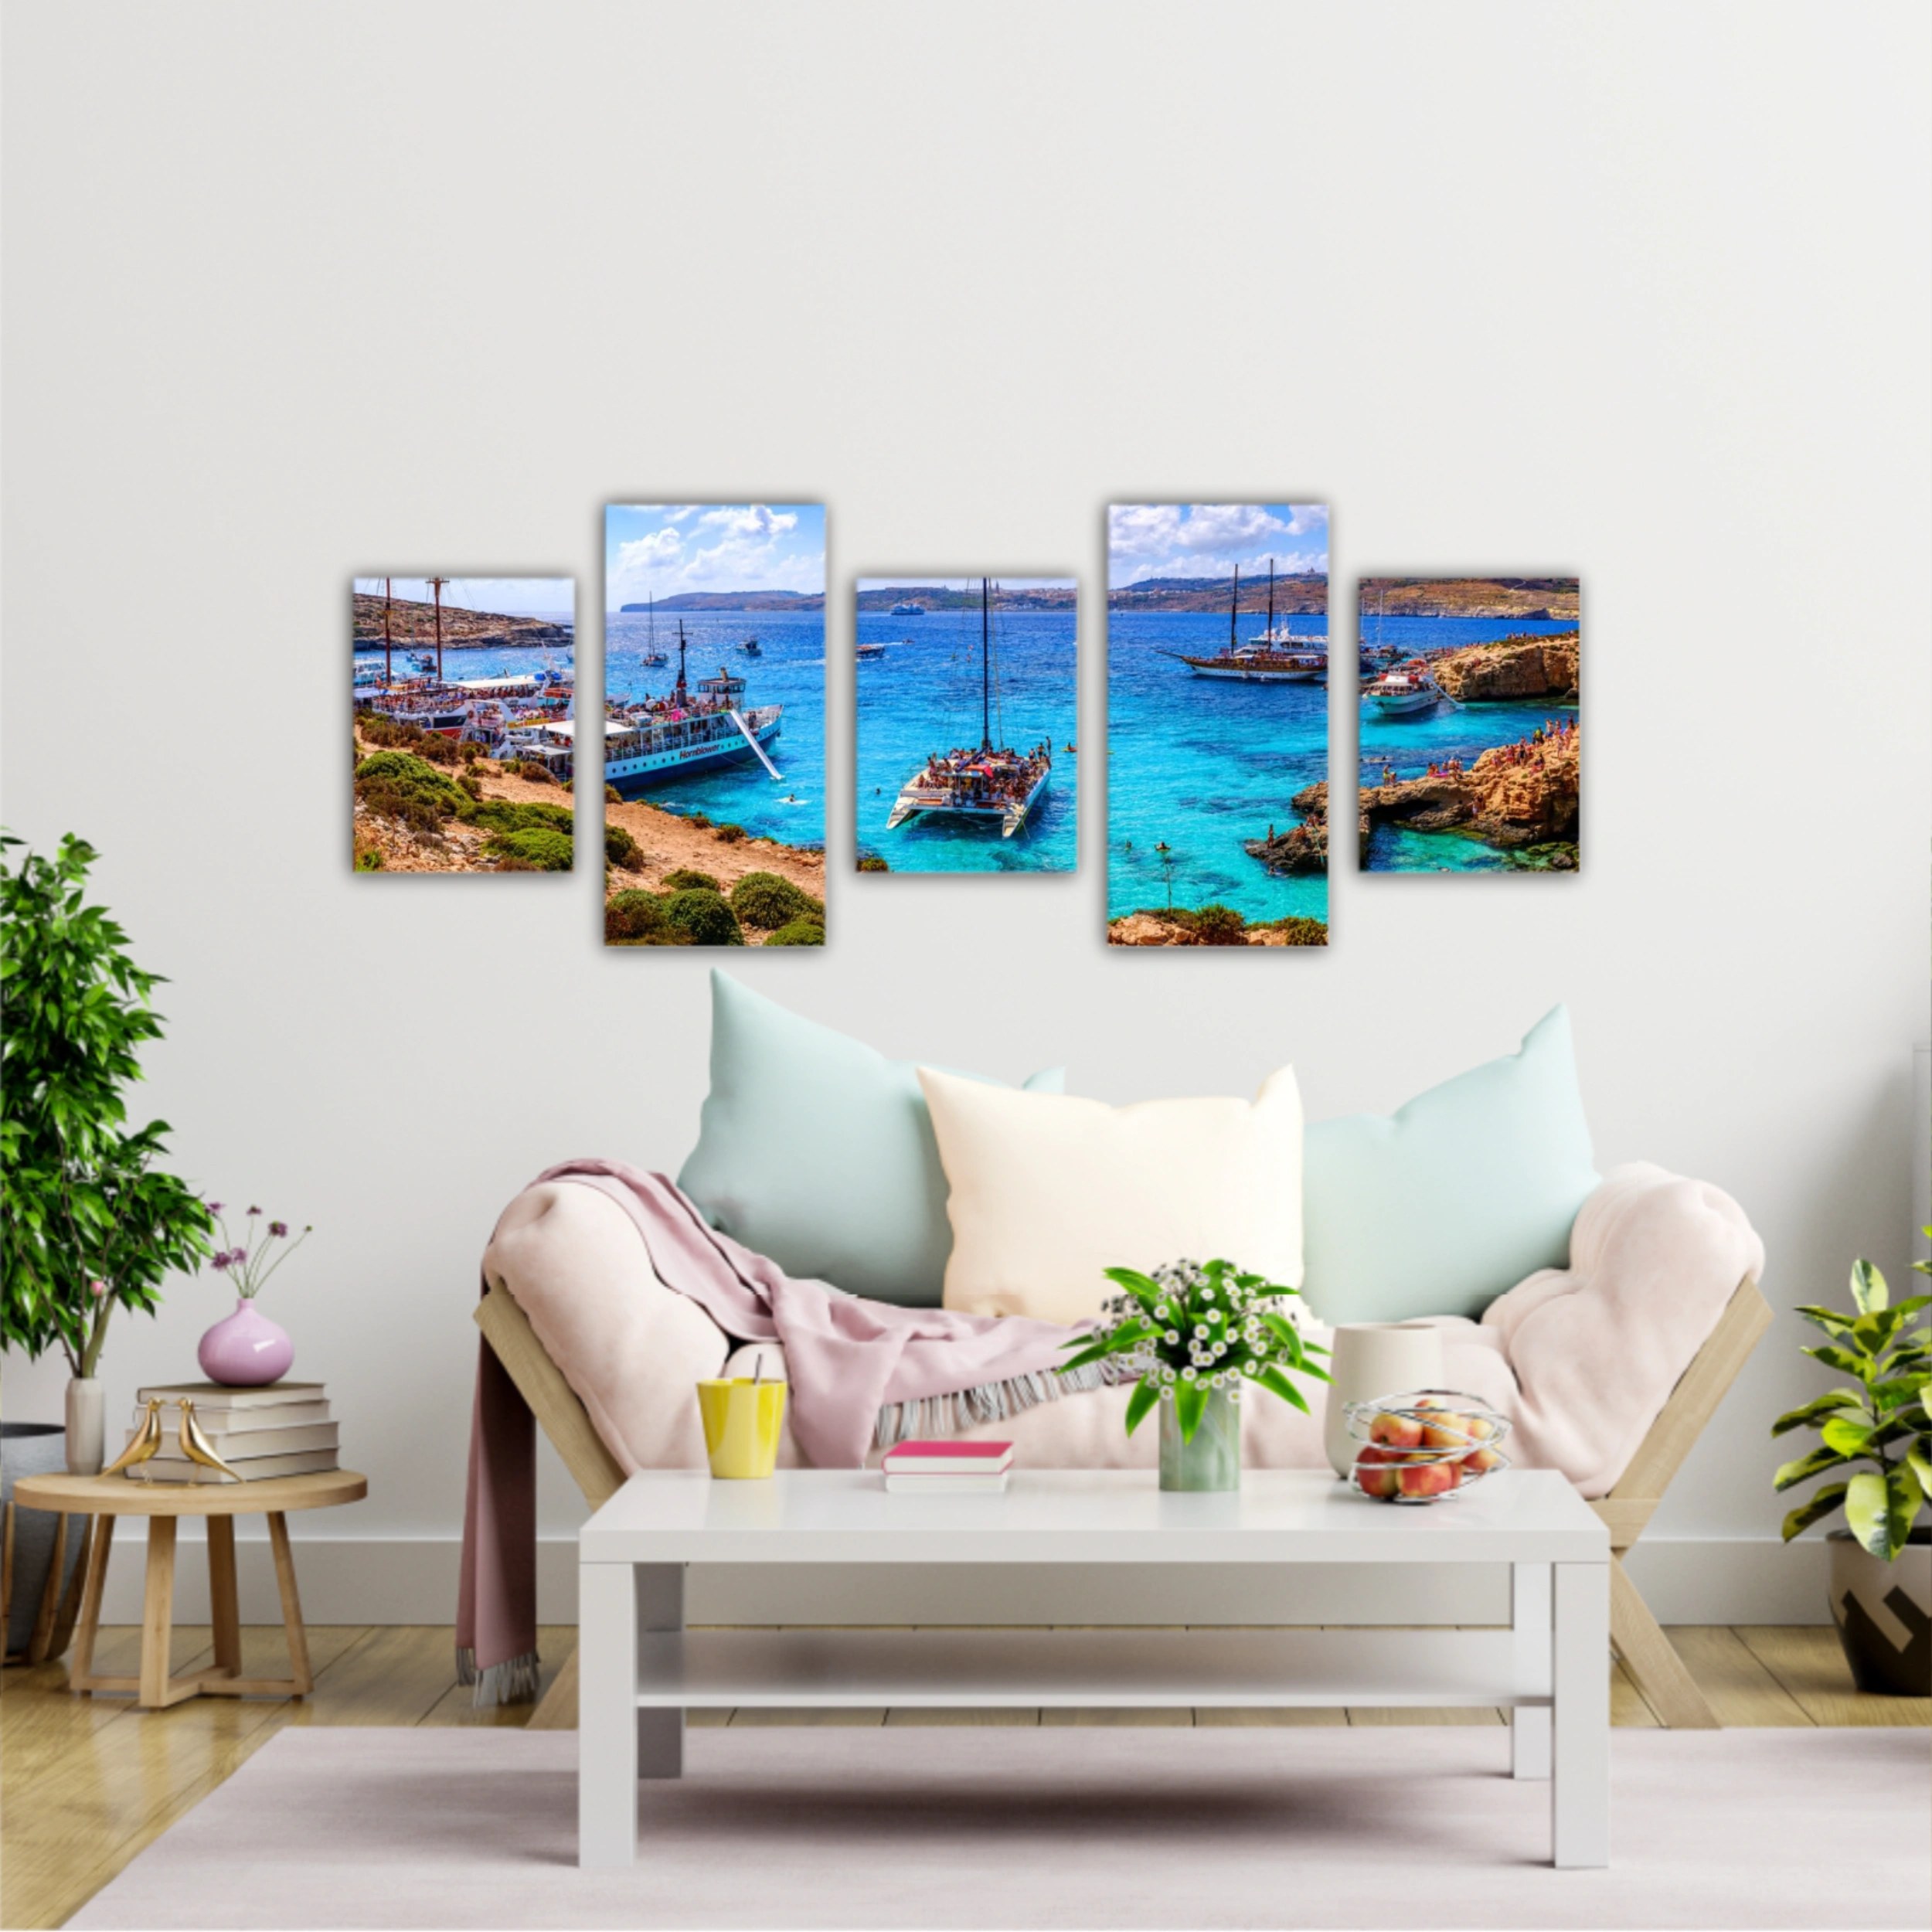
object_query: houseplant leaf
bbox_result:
[1774,1443,1849,1493]
[1906,1446,1932,1504]
[1883,1466,1921,1559]
[1794,1304,1858,1338]
[1818,1416,1874,1458]
[1174,1378,1207,1444]
[1843,1470,1893,1558]
[1770,1389,1865,1437]
[1256,1365,1311,1414]
[1123,1376,1162,1438]
[1802,1344,1873,1382]
[1849,1259,1887,1316]
[1781,1481,1849,1542]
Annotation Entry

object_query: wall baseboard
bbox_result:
[90,1531,1831,1628]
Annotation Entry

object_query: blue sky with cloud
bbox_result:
[1107,504,1328,587]
[352,578,574,617]
[605,504,825,607]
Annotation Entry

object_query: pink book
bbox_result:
[881,1439,1014,1472]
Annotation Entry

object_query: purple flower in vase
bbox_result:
[269,1221,288,1239]
[207,1201,225,1215]
[212,1251,232,1272]
[247,1206,262,1218]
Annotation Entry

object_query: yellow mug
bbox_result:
[696,1378,787,1480]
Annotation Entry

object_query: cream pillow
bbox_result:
[919,1064,1304,1324]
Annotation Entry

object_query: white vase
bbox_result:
[64,1377,105,1476]
[1322,1323,1446,1478]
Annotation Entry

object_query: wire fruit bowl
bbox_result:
[1344,1389,1512,1505]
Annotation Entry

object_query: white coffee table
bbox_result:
[577,1468,1609,1869]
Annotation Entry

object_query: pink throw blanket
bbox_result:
[457,1161,1090,1702]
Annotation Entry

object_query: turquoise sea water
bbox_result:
[854,607,1077,873]
[604,608,826,850]
[1106,611,1331,926]
[1355,616,1579,873]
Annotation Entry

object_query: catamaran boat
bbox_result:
[1362,662,1447,715]
[587,620,784,792]
[885,579,1050,839]
[1162,559,1327,682]
[890,600,926,616]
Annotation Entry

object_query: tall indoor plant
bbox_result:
[0,833,213,1471]
[1773,1243,1931,1694]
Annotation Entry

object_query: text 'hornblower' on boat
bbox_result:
[885,578,1051,839]
[1159,559,1328,682]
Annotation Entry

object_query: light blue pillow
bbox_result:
[678,972,1065,1307]
[1301,1007,1599,1325]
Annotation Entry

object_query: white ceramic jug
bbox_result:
[1323,1322,1445,1478]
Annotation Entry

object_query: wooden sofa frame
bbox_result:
[476,1272,1772,1730]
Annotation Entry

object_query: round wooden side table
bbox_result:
[11,1470,367,1709]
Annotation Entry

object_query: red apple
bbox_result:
[1369,1410,1423,1451]
[1421,1413,1474,1451]
[1353,1446,1402,1498]
[1397,1459,1462,1501]
[1465,1446,1504,1475]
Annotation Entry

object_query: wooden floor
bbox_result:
[4,1623,1924,1929]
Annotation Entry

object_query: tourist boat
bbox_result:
[855,639,886,660]
[890,600,926,616]
[1362,662,1447,715]
[885,579,1050,839]
[576,619,784,792]
[1161,560,1327,682]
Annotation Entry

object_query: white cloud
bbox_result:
[1108,503,1327,584]
[693,505,799,540]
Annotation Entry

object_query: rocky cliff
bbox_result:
[1430,631,1579,702]
[1360,734,1580,860]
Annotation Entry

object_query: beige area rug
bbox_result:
[72,1726,1929,1930]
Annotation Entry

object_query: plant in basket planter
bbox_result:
[0,833,214,1477]
[1061,1258,1328,1492]
[197,1205,315,1386]
[1772,1243,1931,1695]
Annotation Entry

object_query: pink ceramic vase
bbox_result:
[197,1298,294,1386]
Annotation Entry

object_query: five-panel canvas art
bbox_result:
[352,506,1580,944]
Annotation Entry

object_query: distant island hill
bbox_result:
[352,594,571,648]
[1358,577,1580,621]
[620,590,826,613]
[853,584,1076,612]
[1107,573,1327,614]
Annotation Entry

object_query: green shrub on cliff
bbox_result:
[763,917,825,947]
[604,824,645,870]
[605,890,672,942]
[662,889,743,947]
[662,868,721,893]
[712,823,747,845]
[464,799,573,837]
[730,872,818,930]
[855,855,889,873]
[485,827,573,872]
[1253,915,1328,946]
[354,752,468,835]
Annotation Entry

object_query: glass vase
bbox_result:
[1158,1385,1240,1492]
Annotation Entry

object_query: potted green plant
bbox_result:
[0,833,213,1478]
[1772,1241,1931,1695]
[1061,1257,1328,1492]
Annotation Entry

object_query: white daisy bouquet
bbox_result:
[1060,1258,1330,1443]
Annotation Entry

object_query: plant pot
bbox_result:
[2,1423,87,1660]
[1158,1386,1240,1492]
[1826,1526,1931,1696]
[63,1377,105,1475]
[198,1297,294,1386]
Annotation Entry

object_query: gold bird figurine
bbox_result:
[176,1400,241,1484]
[100,1397,167,1481]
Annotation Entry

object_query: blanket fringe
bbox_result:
[457,1645,543,1708]
[872,1356,1136,1450]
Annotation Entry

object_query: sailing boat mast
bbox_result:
[428,576,449,681]
[1267,558,1274,641]
[675,619,689,702]
[383,577,393,688]
[981,578,991,750]
[1229,563,1240,657]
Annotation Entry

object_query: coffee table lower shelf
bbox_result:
[634,1627,1541,1709]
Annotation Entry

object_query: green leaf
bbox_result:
[1884,1466,1923,1558]
[1843,1470,1894,1558]
[1774,1443,1851,1492]
[1906,1447,1932,1504]
[1850,1259,1888,1315]
[1819,1416,1875,1458]
[1100,1267,1165,1317]
[1058,1345,1111,1376]
[1770,1389,1866,1437]
[1174,1378,1207,1444]
[1781,1481,1850,1542]
[1123,1376,1161,1438]
[1803,1344,1873,1383]
[1256,1366,1311,1414]
[1795,1304,1858,1338]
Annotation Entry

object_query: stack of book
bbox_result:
[124,1383,338,1483]
[880,1439,1012,1495]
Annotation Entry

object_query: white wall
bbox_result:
[5,1,1927,1626]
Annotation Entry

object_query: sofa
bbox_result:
[476,980,1770,1728]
